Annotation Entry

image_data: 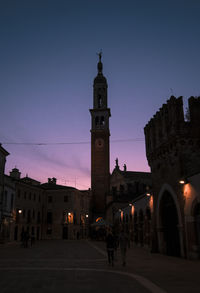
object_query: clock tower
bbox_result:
[90,53,111,220]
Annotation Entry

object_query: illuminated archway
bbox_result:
[156,184,184,257]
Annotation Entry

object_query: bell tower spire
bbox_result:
[90,54,111,221]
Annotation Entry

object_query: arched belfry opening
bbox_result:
[159,191,181,257]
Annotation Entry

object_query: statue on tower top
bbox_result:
[115,158,118,167]
[97,50,103,74]
[97,50,102,62]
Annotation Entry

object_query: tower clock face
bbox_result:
[95,138,104,149]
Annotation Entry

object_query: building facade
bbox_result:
[0,145,9,242]
[42,178,90,240]
[3,175,15,242]
[1,168,91,242]
[10,169,43,242]
[144,95,200,258]
[106,159,152,242]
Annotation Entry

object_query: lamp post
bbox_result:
[179,178,189,258]
[85,214,89,238]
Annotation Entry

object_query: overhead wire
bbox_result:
[1,138,144,146]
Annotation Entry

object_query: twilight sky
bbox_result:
[1,0,200,189]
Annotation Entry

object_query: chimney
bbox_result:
[52,177,57,184]
[48,177,57,184]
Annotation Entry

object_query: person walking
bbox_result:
[106,230,115,266]
[119,229,129,266]
[31,231,35,247]
[24,231,30,248]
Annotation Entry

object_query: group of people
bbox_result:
[106,229,129,267]
[21,231,35,248]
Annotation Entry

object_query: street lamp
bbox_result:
[179,178,188,184]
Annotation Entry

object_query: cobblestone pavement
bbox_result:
[0,240,200,293]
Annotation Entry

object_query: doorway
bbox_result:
[160,191,181,256]
[63,226,68,239]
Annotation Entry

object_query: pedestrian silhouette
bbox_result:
[106,230,115,266]
[31,231,35,246]
[119,229,129,266]
[24,231,30,248]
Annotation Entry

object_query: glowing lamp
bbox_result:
[179,180,185,184]
[68,212,71,216]
[146,193,151,196]
[86,214,89,218]
[129,203,132,207]
[18,209,22,214]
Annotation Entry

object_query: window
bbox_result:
[4,190,7,207]
[29,192,32,200]
[120,185,124,194]
[48,196,52,203]
[100,116,105,126]
[95,116,99,126]
[81,197,84,208]
[37,212,41,224]
[112,186,117,196]
[127,184,132,192]
[34,193,36,201]
[47,228,52,235]
[98,95,102,108]
[24,192,27,199]
[134,182,139,193]
[23,209,26,218]
[27,210,31,223]
[47,211,52,224]
[74,212,77,224]
[18,190,21,198]
[11,194,14,210]
[64,195,68,202]
[39,195,41,202]
[32,209,35,219]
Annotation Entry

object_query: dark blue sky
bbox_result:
[1,0,200,189]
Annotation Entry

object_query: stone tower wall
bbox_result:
[144,95,200,180]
